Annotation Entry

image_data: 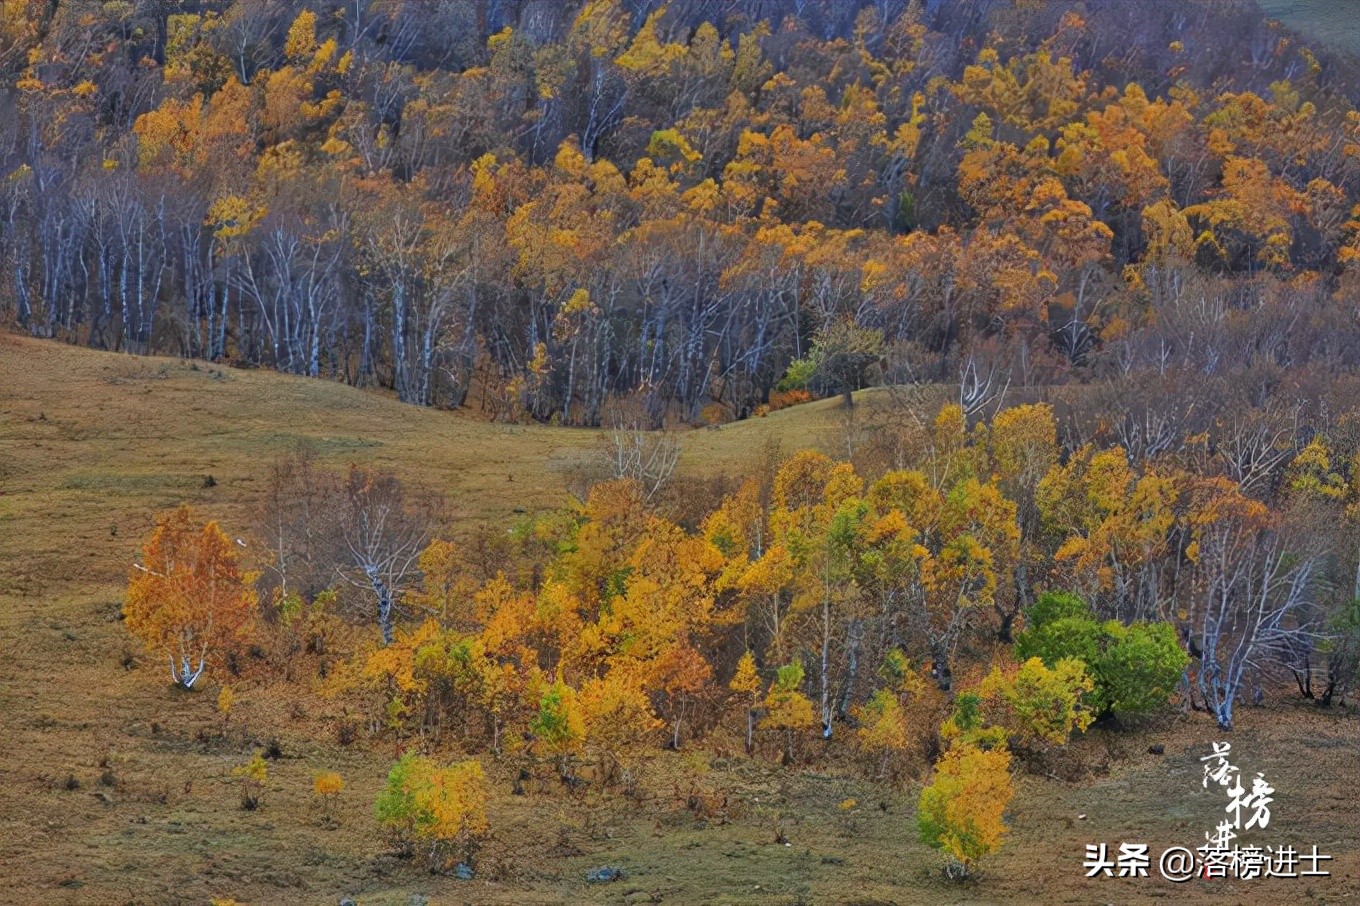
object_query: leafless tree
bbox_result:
[1214,409,1297,496]
[1192,518,1319,731]
[603,420,680,502]
[254,444,344,603]
[1115,406,1182,463]
[958,354,1009,421]
[337,466,439,645]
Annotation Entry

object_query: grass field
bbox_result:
[1259,1,1360,59]
[1,332,1357,905]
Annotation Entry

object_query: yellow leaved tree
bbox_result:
[313,771,343,824]
[374,754,488,869]
[729,650,762,755]
[760,662,815,764]
[917,742,1014,880]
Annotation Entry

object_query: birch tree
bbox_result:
[125,506,258,689]
[1190,481,1318,730]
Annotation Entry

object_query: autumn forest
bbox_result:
[1,0,1359,902]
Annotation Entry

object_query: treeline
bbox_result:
[6,0,1360,424]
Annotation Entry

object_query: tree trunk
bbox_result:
[1214,700,1233,732]
[367,567,395,645]
[930,640,952,691]
[820,594,832,738]
[171,652,206,689]
[837,618,862,721]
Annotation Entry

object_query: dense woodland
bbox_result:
[8,0,1360,882]
[4,0,1360,423]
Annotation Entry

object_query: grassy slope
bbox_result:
[1258,1,1360,58]
[0,332,1356,905]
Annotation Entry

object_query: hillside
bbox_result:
[0,332,871,593]
[6,0,1360,432]
[1,336,1356,905]
[1259,1,1360,58]
[4,1,1360,901]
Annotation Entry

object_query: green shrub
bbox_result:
[1024,590,1091,628]
[1015,592,1188,717]
[775,356,818,393]
[1096,620,1187,714]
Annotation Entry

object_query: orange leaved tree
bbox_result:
[125,506,258,689]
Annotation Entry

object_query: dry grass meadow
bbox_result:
[1,332,1356,905]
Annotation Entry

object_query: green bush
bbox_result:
[1096,621,1187,714]
[374,752,425,841]
[1015,592,1188,717]
[775,356,818,393]
[1023,590,1091,628]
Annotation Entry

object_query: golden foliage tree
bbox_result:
[216,684,235,728]
[313,771,343,823]
[978,656,1095,747]
[374,753,488,868]
[854,689,911,778]
[917,742,1014,879]
[729,650,762,755]
[760,662,815,764]
[125,506,258,689]
[233,749,268,810]
[531,677,587,776]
